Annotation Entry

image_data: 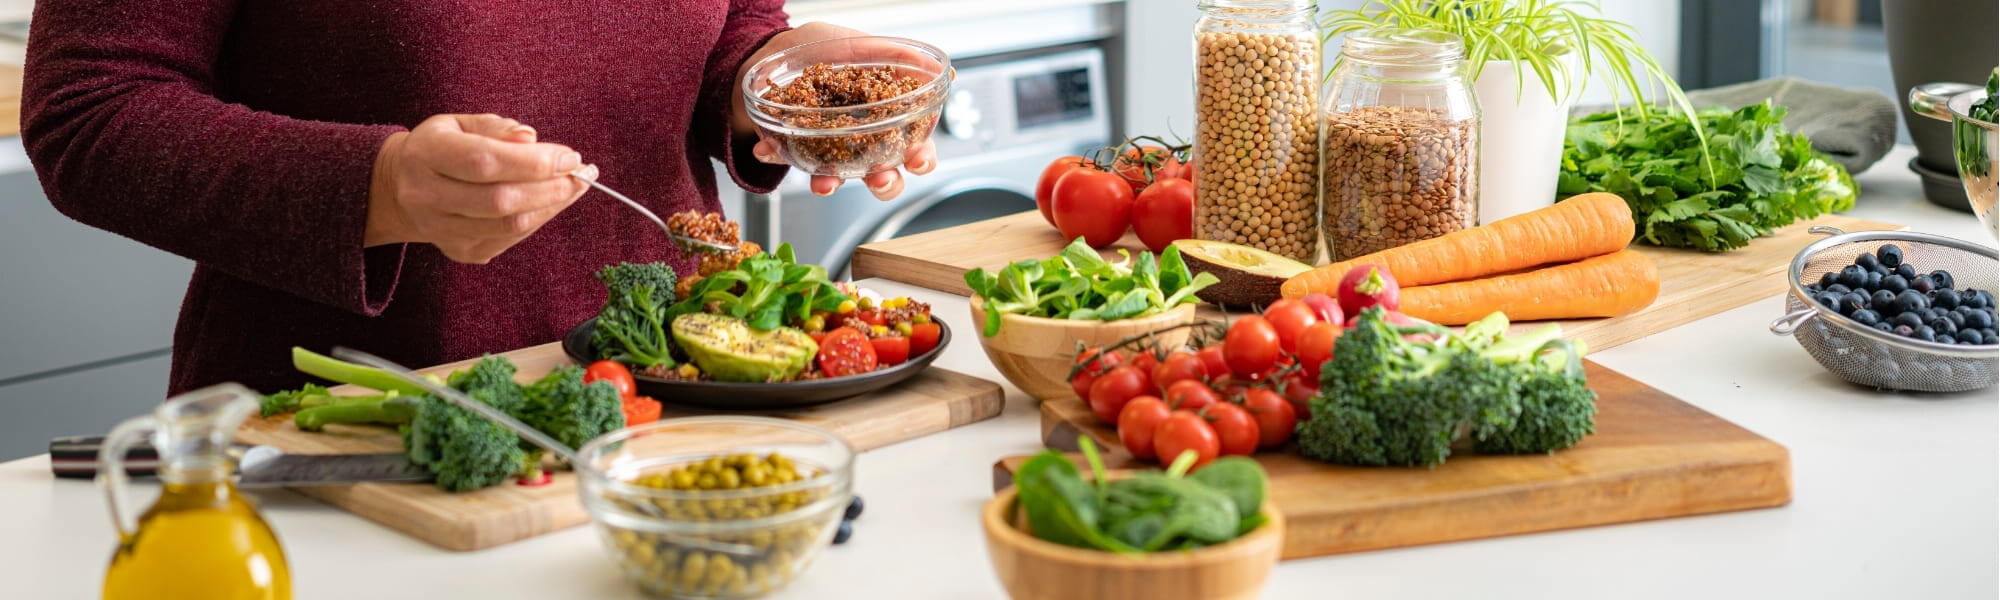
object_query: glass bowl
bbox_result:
[578,417,855,598]
[742,36,952,179]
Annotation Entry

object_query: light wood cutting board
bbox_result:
[995,360,1791,560]
[852,211,1904,353]
[236,341,1004,551]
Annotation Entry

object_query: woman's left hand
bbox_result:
[735,22,939,201]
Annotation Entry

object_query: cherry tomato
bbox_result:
[1151,352,1207,392]
[1050,168,1135,248]
[1164,379,1220,412]
[582,360,636,399]
[1130,178,1195,253]
[1196,346,1229,379]
[1338,265,1401,315]
[1241,388,1297,449]
[854,309,887,327]
[870,335,911,366]
[621,395,662,426]
[1113,146,1174,192]
[1089,365,1151,424]
[1117,395,1171,460]
[1069,348,1125,400]
[1302,293,1343,326]
[1212,377,1251,403]
[1204,402,1260,457]
[1295,321,1341,381]
[1223,316,1281,379]
[1155,155,1194,182]
[1036,156,1093,228]
[1262,299,1320,354]
[909,322,942,357]
[1154,411,1220,469]
[1127,350,1161,382]
[1279,372,1316,421]
[817,327,879,378]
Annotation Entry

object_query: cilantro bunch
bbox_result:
[1557,101,1857,252]
[963,238,1218,337]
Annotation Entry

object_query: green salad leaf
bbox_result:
[1012,437,1269,554]
[1557,100,1857,252]
[964,238,1218,336]
[667,243,848,332]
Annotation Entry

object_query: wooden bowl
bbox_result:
[967,297,1197,402]
[980,485,1284,600]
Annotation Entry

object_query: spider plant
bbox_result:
[1321,0,1713,178]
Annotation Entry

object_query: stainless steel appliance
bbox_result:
[731,44,1113,278]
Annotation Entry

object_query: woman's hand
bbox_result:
[366,114,594,264]
[734,23,939,201]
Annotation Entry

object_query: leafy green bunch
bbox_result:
[1558,101,1857,251]
[963,238,1218,337]
[1014,437,1269,553]
[667,243,847,332]
[1296,309,1597,467]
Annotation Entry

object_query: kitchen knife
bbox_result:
[50,435,432,487]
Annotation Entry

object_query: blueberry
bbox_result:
[1841,292,1870,314]
[1864,271,1884,290]
[1815,292,1843,309]
[1896,263,1919,280]
[1932,289,1960,310]
[1893,311,1925,328]
[1817,272,1837,288]
[1966,309,1997,330]
[1881,274,1908,293]
[1962,290,1991,309]
[1930,270,1954,290]
[1978,291,1997,309]
[1873,322,1895,332]
[1854,252,1879,270]
[1838,265,1867,288]
[1929,317,1957,334]
[1895,289,1930,315]
[1827,283,1852,295]
[1914,326,1937,342]
[1911,275,1937,294]
[1871,289,1898,310]
[845,496,864,520]
[833,519,854,544]
[1850,309,1882,326]
[1894,324,1916,337]
[1877,244,1903,267]
[1947,311,1968,328]
[1931,307,1952,322]
[1985,329,1998,345]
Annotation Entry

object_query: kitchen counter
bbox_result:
[0,147,1992,598]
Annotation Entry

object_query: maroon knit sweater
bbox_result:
[23,1,791,395]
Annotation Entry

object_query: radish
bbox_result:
[1301,293,1343,326]
[1337,265,1399,315]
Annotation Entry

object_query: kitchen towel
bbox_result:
[1574,77,1901,175]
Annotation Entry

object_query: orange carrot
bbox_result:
[1394,249,1659,325]
[1282,192,1635,298]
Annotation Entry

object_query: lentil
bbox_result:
[1193,29,1322,262]
[1320,106,1477,260]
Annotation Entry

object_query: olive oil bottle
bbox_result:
[99,384,292,600]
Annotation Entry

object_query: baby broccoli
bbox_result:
[515,365,625,451]
[292,391,416,431]
[591,262,679,369]
[259,383,332,416]
[1297,309,1598,467]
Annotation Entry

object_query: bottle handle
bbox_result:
[97,414,159,539]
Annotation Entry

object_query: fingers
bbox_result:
[428,164,594,218]
[809,176,841,196]
[902,140,936,175]
[863,170,904,201]
[413,116,580,183]
[751,137,786,165]
[452,113,538,143]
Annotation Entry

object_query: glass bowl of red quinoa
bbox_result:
[743,36,952,179]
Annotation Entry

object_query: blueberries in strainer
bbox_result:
[1841,292,1870,314]
[1873,322,1895,333]
[1893,324,1916,337]
[1932,289,1960,310]
[1815,292,1843,310]
[1849,309,1882,326]
[1880,274,1908,294]
[1826,283,1853,295]
[1817,272,1837,288]
[1930,270,1953,290]
[1913,326,1937,343]
[1957,328,1985,344]
[1895,290,1930,315]
[1838,265,1867,288]
[1876,244,1903,268]
[1911,274,1937,294]
[1964,308,1996,330]
[1854,251,1879,270]
[1864,271,1884,290]
[1929,317,1958,336]
[1892,311,1925,329]
[1896,263,1918,280]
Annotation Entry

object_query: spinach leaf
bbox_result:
[1188,456,1268,531]
[1014,451,1135,553]
[963,238,1217,336]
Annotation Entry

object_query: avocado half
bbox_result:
[672,313,818,382]
[1173,239,1312,308]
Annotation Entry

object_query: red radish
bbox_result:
[1301,293,1343,326]
[1337,265,1400,315]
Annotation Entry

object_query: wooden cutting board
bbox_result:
[852,211,1903,353]
[236,341,1005,551]
[994,360,1791,559]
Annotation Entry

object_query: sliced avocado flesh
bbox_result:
[672,313,818,382]
[1172,239,1311,308]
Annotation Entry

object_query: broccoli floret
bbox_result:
[591,262,679,369]
[447,355,526,412]
[515,365,625,451]
[1297,309,1597,467]
[400,388,534,493]
[259,383,332,416]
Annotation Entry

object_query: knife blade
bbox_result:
[50,435,432,487]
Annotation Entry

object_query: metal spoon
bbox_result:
[569,171,739,255]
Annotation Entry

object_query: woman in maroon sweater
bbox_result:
[22,2,935,394]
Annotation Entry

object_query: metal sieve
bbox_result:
[1769,226,1999,392]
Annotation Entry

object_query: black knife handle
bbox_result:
[50,435,158,479]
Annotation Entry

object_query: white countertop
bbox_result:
[1,147,1993,598]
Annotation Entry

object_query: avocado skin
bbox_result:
[672,313,818,382]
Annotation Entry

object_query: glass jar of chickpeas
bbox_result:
[1193,0,1323,263]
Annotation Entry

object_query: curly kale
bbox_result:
[1297,310,1598,467]
[516,365,625,451]
[591,262,679,368]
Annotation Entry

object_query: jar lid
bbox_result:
[1340,28,1465,66]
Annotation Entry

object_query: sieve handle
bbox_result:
[1769,308,1818,336]
[1807,225,1847,237]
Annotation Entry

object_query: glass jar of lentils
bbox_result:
[1193,0,1322,263]
[1321,29,1479,260]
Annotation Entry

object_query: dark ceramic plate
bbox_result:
[561,317,951,410]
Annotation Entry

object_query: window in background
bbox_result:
[1772,0,1905,143]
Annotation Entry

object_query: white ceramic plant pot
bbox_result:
[1473,58,1576,224]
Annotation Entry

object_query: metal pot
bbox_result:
[1910,83,1999,239]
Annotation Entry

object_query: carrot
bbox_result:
[1394,249,1659,325]
[1282,192,1634,298]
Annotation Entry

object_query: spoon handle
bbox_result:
[570,171,738,254]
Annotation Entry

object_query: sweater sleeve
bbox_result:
[694,0,792,194]
[22,0,408,316]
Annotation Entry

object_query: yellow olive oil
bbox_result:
[102,472,291,600]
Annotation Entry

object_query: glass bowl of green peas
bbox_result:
[578,416,855,598]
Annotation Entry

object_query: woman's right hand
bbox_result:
[366,114,594,264]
